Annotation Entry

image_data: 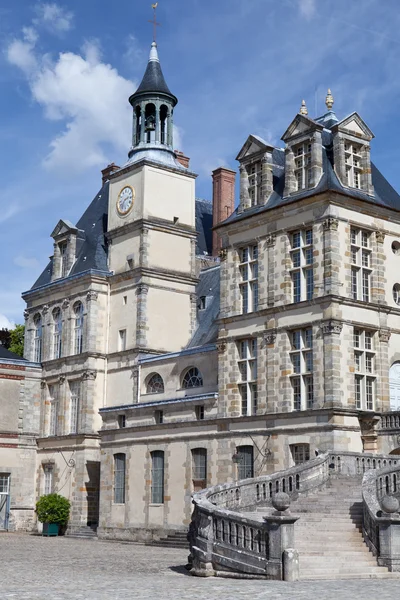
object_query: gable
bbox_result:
[51,219,78,239]
[281,114,323,143]
[335,112,374,140]
[236,134,274,161]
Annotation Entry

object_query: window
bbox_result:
[345,142,362,189]
[43,465,53,495]
[294,142,312,191]
[52,308,62,359]
[291,444,310,465]
[151,451,164,504]
[146,373,164,394]
[353,328,376,410]
[192,448,207,491]
[69,381,80,434]
[118,415,126,428]
[182,367,203,389]
[247,161,262,206]
[118,329,127,352]
[113,454,126,504]
[290,229,314,302]
[350,228,371,302]
[236,446,254,479]
[123,296,127,305]
[33,314,42,362]
[199,296,206,310]
[195,405,205,421]
[238,339,257,416]
[73,302,84,354]
[393,284,400,305]
[59,242,68,278]
[0,474,10,495]
[239,245,258,313]
[48,385,59,436]
[154,410,164,424]
[290,328,314,411]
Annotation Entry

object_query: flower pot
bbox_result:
[42,522,60,537]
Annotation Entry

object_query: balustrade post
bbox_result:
[378,520,400,571]
[263,512,299,580]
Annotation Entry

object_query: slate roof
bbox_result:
[195,198,213,255]
[129,43,177,104]
[187,265,220,348]
[0,346,26,361]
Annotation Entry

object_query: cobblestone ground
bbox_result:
[2,533,400,600]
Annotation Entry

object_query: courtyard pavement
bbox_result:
[1,533,400,599]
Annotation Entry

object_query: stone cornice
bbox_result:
[106,216,197,242]
[108,157,198,181]
[22,271,109,303]
[108,266,198,287]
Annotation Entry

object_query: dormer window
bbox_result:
[294,142,312,191]
[345,142,362,189]
[247,161,262,206]
[59,242,68,278]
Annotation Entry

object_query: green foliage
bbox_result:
[9,324,24,357]
[35,493,71,525]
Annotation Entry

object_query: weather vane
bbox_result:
[149,3,161,43]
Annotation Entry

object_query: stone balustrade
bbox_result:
[189,450,400,579]
[380,412,400,430]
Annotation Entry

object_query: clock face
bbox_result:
[117,186,134,215]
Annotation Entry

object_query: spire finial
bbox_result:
[300,99,308,116]
[149,3,161,43]
[326,88,334,111]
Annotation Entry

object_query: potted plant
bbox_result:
[36,493,71,536]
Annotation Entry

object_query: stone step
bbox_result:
[299,572,400,581]
[300,566,386,575]
[148,541,188,548]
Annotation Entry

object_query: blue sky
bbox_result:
[1,0,400,326]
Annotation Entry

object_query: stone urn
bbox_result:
[380,494,400,514]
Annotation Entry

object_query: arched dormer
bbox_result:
[182,367,203,389]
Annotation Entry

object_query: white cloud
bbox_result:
[7,27,38,73]
[13,256,40,269]
[0,314,15,330]
[298,0,316,19]
[34,2,74,33]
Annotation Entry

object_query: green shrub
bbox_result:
[36,494,71,525]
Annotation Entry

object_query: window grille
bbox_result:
[147,373,164,394]
[290,229,314,303]
[192,448,207,487]
[151,451,164,504]
[290,328,314,410]
[236,446,254,479]
[182,367,203,389]
[43,465,53,495]
[353,328,376,410]
[238,339,258,416]
[291,444,310,465]
[239,245,259,313]
[52,308,62,359]
[69,381,80,434]
[345,142,362,189]
[73,302,84,354]
[350,228,371,302]
[294,142,312,191]
[114,454,126,504]
[33,314,42,362]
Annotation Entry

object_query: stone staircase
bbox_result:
[146,530,188,549]
[291,475,398,580]
[65,525,98,540]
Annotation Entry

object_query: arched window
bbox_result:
[52,308,62,359]
[151,451,164,504]
[33,314,42,362]
[73,301,84,354]
[146,373,164,394]
[145,103,156,143]
[160,104,168,145]
[182,367,203,389]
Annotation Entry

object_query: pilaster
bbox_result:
[264,327,278,412]
[361,144,374,195]
[238,165,250,212]
[309,130,323,187]
[283,148,296,196]
[320,319,344,407]
[86,290,99,354]
[261,153,273,204]
[266,235,276,306]
[322,217,341,296]
[136,285,149,348]
[371,230,386,305]
[377,329,391,411]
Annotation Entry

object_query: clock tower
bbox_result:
[106,41,198,356]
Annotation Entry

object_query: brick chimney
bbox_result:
[212,167,236,256]
[101,163,120,185]
[175,150,190,169]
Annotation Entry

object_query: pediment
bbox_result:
[236,134,274,162]
[334,112,374,141]
[281,114,323,143]
[51,219,78,239]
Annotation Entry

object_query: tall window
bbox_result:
[290,328,314,411]
[182,367,203,389]
[294,142,312,191]
[52,308,62,359]
[350,228,371,302]
[247,162,262,206]
[33,314,42,362]
[118,329,126,351]
[291,444,310,465]
[151,451,164,504]
[73,301,84,354]
[69,381,80,434]
[238,339,257,416]
[43,464,53,495]
[192,448,207,491]
[113,454,126,504]
[345,142,362,189]
[353,328,376,410]
[290,229,314,303]
[48,385,59,436]
[239,245,258,313]
[59,241,68,278]
[236,445,254,479]
[146,373,164,394]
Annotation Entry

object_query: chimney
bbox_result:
[212,167,236,256]
[175,150,190,169]
[101,163,120,185]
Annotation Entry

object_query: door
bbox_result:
[389,363,400,410]
[0,474,10,530]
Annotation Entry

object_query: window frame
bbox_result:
[43,464,54,495]
[113,453,126,504]
[146,373,165,394]
[239,244,259,314]
[237,338,258,416]
[294,141,312,191]
[151,450,165,504]
[289,327,314,411]
[353,328,376,411]
[236,445,254,479]
[33,313,43,363]
[345,142,363,190]
[73,301,84,355]
[290,229,314,303]
[48,385,59,437]
[69,381,80,434]
[192,447,207,489]
[182,367,203,389]
[350,228,372,302]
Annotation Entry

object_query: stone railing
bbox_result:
[380,412,400,430]
[362,463,400,571]
[189,451,400,580]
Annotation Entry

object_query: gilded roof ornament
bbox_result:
[326,89,334,111]
[300,99,308,116]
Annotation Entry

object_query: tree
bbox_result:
[9,324,24,357]
[0,329,11,349]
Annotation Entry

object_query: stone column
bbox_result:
[238,164,250,213]
[278,329,293,412]
[132,107,137,147]
[283,148,296,196]
[41,305,50,362]
[23,309,30,360]
[167,109,173,147]
[190,238,196,277]
[81,370,97,434]
[281,233,292,305]
[51,242,61,281]
[155,101,160,144]
[190,293,197,336]
[86,291,98,354]
[359,415,380,453]
[309,131,323,187]
[136,285,149,348]
[378,329,391,412]
[333,134,346,185]
[62,298,72,356]
[266,235,276,307]
[139,228,149,269]
[140,104,145,143]
[322,217,340,296]
[361,144,374,195]
[264,512,299,580]
[58,375,66,435]
[320,320,344,407]
[371,231,386,305]
[261,153,273,204]
[264,328,277,413]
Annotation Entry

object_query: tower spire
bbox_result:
[149,3,161,43]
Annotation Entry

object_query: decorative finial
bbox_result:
[149,3,161,43]
[299,99,308,116]
[326,88,334,111]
